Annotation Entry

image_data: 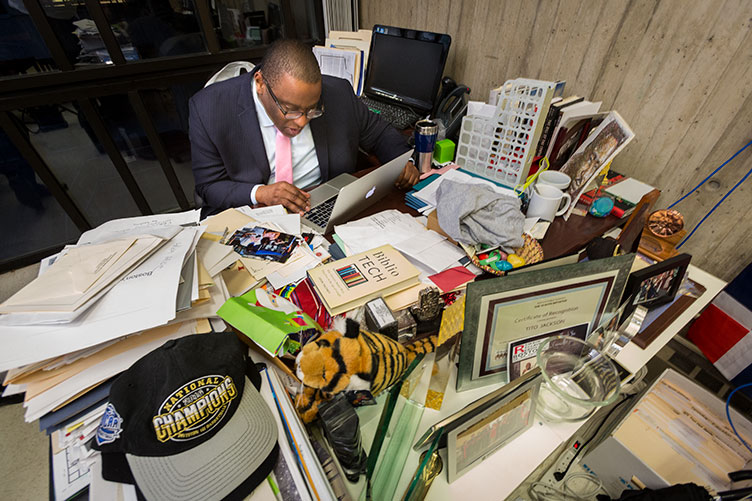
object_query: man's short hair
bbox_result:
[260,39,321,87]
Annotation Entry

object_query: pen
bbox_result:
[266,472,283,501]
[220,226,229,244]
[65,421,84,436]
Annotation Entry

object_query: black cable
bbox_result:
[553,394,635,481]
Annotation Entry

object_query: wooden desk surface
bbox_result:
[347,174,622,261]
[540,211,623,258]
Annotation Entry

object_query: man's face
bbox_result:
[255,71,322,138]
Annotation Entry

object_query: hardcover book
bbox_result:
[535,95,584,157]
[523,83,557,172]
[307,244,420,315]
[547,112,608,170]
[544,100,602,160]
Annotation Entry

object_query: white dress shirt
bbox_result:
[250,79,321,204]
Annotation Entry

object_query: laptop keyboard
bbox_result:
[361,96,421,130]
[304,196,338,228]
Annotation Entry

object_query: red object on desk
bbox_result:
[428,266,476,293]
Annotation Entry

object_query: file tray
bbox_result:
[582,368,752,497]
[455,78,554,189]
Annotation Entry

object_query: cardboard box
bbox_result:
[583,368,752,497]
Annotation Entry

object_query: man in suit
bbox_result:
[189,39,418,217]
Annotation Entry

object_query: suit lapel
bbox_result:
[311,117,330,181]
[237,70,271,181]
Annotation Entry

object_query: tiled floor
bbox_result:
[1,105,195,265]
[0,264,48,500]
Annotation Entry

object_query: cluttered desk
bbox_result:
[3,26,752,501]
[0,166,733,501]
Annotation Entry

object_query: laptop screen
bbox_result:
[363,25,451,113]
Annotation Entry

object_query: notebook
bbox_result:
[360,25,451,129]
[302,150,413,234]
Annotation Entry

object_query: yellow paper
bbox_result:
[221,261,259,297]
[438,295,466,346]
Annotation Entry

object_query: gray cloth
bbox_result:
[436,180,525,251]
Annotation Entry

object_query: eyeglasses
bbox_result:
[263,76,324,120]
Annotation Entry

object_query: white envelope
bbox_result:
[1,239,137,309]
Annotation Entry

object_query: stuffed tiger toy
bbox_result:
[295,318,437,423]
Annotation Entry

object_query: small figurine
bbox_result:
[411,287,442,323]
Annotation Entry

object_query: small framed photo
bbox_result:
[446,369,540,483]
[621,253,691,317]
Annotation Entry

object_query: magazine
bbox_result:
[559,111,635,220]
[228,225,298,263]
[507,324,588,382]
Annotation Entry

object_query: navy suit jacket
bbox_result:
[189,69,410,216]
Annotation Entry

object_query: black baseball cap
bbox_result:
[93,333,278,501]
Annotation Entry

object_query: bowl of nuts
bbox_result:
[647,209,685,238]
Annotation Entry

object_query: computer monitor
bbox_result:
[363,25,451,114]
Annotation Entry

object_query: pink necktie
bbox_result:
[275,129,293,184]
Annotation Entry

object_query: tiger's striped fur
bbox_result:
[295,319,436,422]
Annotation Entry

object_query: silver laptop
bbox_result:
[302,150,413,233]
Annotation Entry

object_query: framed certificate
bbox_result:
[457,254,634,392]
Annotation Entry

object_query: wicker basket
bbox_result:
[466,233,544,276]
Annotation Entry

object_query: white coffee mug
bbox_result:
[537,170,572,191]
[527,184,572,221]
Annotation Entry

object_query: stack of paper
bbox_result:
[0,210,236,498]
[0,204,340,498]
[412,168,518,210]
[585,370,752,496]
[405,174,440,212]
[313,45,364,95]
[326,29,372,72]
[1,237,162,313]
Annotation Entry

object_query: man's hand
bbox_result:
[256,182,311,214]
[395,161,420,189]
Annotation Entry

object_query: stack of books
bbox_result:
[307,244,421,316]
[536,97,604,169]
